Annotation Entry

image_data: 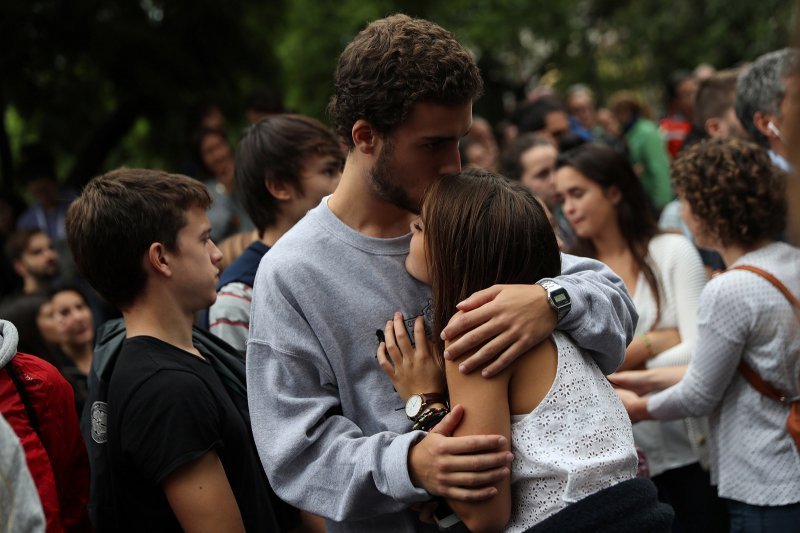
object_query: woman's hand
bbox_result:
[614,388,651,423]
[608,366,687,395]
[377,312,445,401]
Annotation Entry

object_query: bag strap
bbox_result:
[728,265,799,404]
[729,265,800,308]
[5,360,44,440]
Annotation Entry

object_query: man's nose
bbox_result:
[439,145,461,176]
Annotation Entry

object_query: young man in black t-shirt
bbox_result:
[65,169,281,531]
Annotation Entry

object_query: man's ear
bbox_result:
[753,111,774,138]
[146,242,172,278]
[352,120,378,155]
[705,117,721,138]
[265,179,294,202]
[11,259,26,278]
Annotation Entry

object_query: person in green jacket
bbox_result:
[609,91,674,212]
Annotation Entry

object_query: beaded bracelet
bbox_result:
[412,406,449,431]
[640,332,655,358]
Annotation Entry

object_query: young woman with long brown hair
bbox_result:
[377,169,640,532]
[554,143,726,530]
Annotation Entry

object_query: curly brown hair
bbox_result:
[328,14,483,148]
[672,138,786,247]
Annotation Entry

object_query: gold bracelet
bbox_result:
[640,332,655,358]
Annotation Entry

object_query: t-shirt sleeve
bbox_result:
[119,370,222,485]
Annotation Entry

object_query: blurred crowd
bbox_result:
[0,15,799,532]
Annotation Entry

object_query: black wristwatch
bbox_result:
[405,392,447,420]
[536,280,571,322]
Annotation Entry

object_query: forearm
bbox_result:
[622,329,680,370]
[247,342,429,522]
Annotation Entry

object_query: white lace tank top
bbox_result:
[505,331,638,531]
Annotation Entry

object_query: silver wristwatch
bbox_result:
[536,280,571,322]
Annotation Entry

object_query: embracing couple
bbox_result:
[246,14,672,533]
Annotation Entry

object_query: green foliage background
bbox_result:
[1,0,794,189]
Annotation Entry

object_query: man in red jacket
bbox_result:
[0,318,90,532]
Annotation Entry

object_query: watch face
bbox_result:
[405,395,423,418]
[551,288,570,308]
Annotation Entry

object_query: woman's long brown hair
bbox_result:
[424,168,562,362]
[557,144,662,323]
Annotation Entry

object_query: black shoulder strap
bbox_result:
[5,359,43,441]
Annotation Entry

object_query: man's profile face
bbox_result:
[19,232,59,281]
[368,101,472,214]
[166,206,223,312]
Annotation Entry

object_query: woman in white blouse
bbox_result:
[554,143,726,530]
[620,138,800,531]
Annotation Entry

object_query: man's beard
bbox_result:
[31,264,59,284]
[368,138,420,214]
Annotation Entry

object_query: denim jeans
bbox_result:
[727,499,800,533]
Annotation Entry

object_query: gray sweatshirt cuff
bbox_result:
[384,430,432,503]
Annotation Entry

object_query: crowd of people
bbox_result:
[1,12,799,533]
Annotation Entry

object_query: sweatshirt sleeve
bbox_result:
[648,277,748,419]
[647,236,706,368]
[543,253,638,375]
[246,266,429,522]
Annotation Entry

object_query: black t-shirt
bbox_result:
[107,336,279,532]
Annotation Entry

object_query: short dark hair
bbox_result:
[672,138,786,247]
[66,168,212,310]
[328,14,483,148]
[500,133,552,181]
[5,228,44,262]
[693,69,739,130]
[236,114,343,234]
[666,70,694,105]
[514,96,566,134]
[423,168,561,358]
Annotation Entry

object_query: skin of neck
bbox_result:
[590,219,630,259]
[327,150,417,239]
[23,276,44,295]
[61,341,93,371]
[260,216,296,248]
[122,282,199,357]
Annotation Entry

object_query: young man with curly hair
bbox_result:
[247,14,638,531]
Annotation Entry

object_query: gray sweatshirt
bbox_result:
[246,198,636,532]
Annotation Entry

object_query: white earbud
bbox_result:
[767,121,785,142]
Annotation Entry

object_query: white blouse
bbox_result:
[630,233,710,477]
[505,331,637,531]
[649,242,800,505]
